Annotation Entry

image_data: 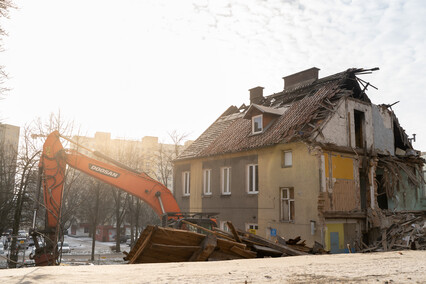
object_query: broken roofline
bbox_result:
[176,67,384,161]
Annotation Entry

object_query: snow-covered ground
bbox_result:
[63,235,129,255]
[0,250,425,283]
[0,235,130,268]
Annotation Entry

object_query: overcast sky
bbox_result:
[0,0,425,150]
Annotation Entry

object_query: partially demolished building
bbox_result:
[173,68,425,253]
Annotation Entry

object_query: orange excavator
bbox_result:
[30,131,216,266]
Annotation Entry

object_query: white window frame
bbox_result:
[220,221,230,232]
[203,169,212,195]
[246,223,258,234]
[182,171,190,196]
[252,115,263,134]
[221,167,231,195]
[247,164,259,194]
[280,187,295,222]
[283,150,293,167]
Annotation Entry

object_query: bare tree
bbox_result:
[0,0,14,100]
[0,138,18,233]
[8,127,40,268]
[153,131,189,190]
[168,130,189,157]
[76,177,112,261]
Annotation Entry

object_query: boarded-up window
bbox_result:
[280,187,295,221]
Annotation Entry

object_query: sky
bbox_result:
[0,0,425,150]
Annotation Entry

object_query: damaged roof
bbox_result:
[177,68,384,161]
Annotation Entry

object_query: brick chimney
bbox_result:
[283,67,320,90]
[249,86,264,105]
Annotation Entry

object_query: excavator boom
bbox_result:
[34,131,180,265]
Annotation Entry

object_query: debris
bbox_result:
[124,221,327,264]
[363,212,426,252]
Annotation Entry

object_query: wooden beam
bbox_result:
[240,230,308,256]
[230,245,257,258]
[150,243,201,250]
[129,226,156,264]
[181,220,235,242]
[226,221,242,243]
[189,234,217,261]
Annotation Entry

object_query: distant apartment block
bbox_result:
[0,123,20,156]
[0,123,20,197]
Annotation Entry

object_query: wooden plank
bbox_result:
[181,220,236,242]
[241,230,307,256]
[146,246,194,262]
[152,228,204,246]
[216,238,247,250]
[129,226,156,264]
[189,233,217,261]
[252,244,285,256]
[382,231,388,251]
[226,221,242,243]
[230,246,257,258]
[150,243,201,251]
[212,227,234,238]
[208,250,244,261]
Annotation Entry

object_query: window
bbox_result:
[423,170,426,197]
[203,169,212,195]
[246,223,258,234]
[247,164,258,193]
[354,110,365,148]
[282,150,292,167]
[220,221,230,232]
[252,115,263,134]
[221,167,231,195]
[182,171,190,196]
[280,187,295,221]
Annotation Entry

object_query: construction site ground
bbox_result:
[0,250,424,283]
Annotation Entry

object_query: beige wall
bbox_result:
[257,142,321,246]
[318,97,374,149]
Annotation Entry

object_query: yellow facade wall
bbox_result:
[325,223,345,251]
[323,152,360,211]
[257,142,321,246]
[324,153,354,180]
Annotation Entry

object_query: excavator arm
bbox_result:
[33,131,180,265]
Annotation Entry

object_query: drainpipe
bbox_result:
[370,165,375,209]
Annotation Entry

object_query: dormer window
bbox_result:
[244,104,288,135]
[252,115,263,134]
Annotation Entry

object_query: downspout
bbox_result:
[370,163,375,209]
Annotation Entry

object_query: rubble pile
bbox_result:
[278,236,329,255]
[363,212,426,252]
[124,221,327,264]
